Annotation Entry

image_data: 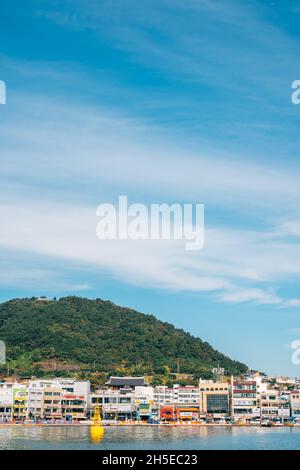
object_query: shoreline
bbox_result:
[0,422,298,428]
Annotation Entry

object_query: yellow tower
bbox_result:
[90,406,104,443]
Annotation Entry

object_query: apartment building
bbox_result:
[0,382,14,422]
[260,390,280,418]
[26,378,90,420]
[14,378,90,421]
[43,386,63,420]
[13,385,28,420]
[59,379,90,421]
[232,379,257,418]
[173,384,199,404]
[27,379,61,419]
[153,386,174,405]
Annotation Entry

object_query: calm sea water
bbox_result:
[0,426,300,450]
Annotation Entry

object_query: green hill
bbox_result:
[0,296,247,383]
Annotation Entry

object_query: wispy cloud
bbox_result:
[0,192,300,307]
[1,91,300,214]
[219,288,282,306]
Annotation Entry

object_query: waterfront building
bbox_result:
[134,386,154,420]
[152,384,200,420]
[62,393,86,421]
[27,379,61,419]
[0,382,14,422]
[153,386,174,405]
[174,384,199,405]
[199,379,229,418]
[59,379,90,420]
[290,390,300,419]
[26,378,90,420]
[172,385,200,420]
[91,383,154,421]
[12,385,28,420]
[1,374,300,423]
[160,405,178,421]
[95,389,135,420]
[43,386,63,420]
[231,378,257,419]
[278,392,291,420]
[260,390,280,418]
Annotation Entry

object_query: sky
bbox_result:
[1,0,300,376]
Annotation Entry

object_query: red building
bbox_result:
[160,405,179,421]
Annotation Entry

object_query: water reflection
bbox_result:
[90,426,104,444]
[0,425,299,450]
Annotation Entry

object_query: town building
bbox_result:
[91,380,154,421]
[172,384,200,421]
[59,379,90,421]
[27,379,61,419]
[1,373,300,423]
[13,385,28,420]
[199,379,229,417]
[153,386,174,405]
[290,390,300,419]
[260,390,280,418]
[0,382,14,422]
[231,378,257,419]
[26,378,90,420]
[43,386,63,420]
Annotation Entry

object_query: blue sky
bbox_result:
[1,0,300,375]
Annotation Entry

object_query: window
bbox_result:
[207,394,229,414]
[119,397,131,403]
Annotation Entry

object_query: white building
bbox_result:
[153,386,174,405]
[27,378,90,420]
[173,384,199,404]
[27,379,61,419]
[0,382,14,422]
[260,390,280,418]
[91,378,154,420]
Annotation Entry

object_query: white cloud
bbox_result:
[285,299,300,308]
[1,93,300,216]
[219,288,281,305]
[0,197,300,307]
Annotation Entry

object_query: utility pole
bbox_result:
[230,375,234,420]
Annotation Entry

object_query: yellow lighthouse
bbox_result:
[90,406,104,443]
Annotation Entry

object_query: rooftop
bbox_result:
[105,376,148,387]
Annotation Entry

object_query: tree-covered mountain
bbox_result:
[0,296,247,383]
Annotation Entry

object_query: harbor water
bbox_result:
[0,425,300,450]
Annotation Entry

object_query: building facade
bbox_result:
[231,379,257,419]
[0,382,14,422]
[199,380,229,417]
[290,390,300,419]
